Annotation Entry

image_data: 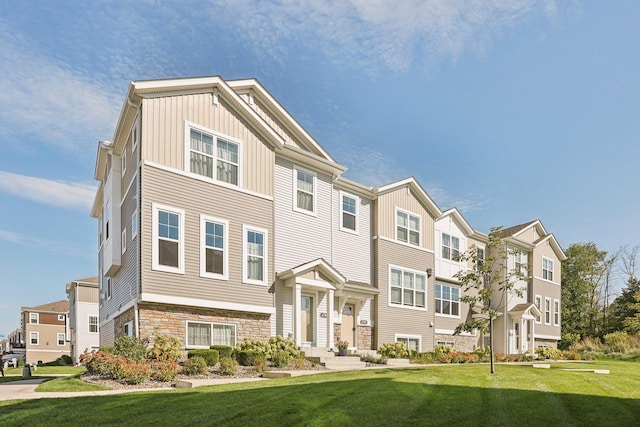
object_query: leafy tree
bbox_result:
[609,247,640,333]
[561,243,610,337]
[454,226,528,373]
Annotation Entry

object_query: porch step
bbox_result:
[323,356,367,371]
[301,347,335,359]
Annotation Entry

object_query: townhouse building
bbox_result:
[92,76,564,355]
[21,300,70,365]
[66,277,100,363]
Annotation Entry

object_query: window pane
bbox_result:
[188,323,211,347]
[397,211,407,227]
[248,257,263,281]
[409,215,420,231]
[416,291,425,308]
[206,248,224,274]
[212,324,236,346]
[343,213,356,230]
[409,230,420,245]
[435,284,442,299]
[403,272,414,289]
[435,299,442,313]
[390,287,402,304]
[343,196,356,214]
[442,300,450,315]
[403,289,414,305]
[415,275,426,291]
[397,226,408,242]
[390,270,401,287]
[159,240,179,267]
[452,302,459,316]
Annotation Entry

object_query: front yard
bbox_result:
[1,360,639,426]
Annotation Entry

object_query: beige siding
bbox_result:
[248,96,300,148]
[78,286,99,304]
[376,187,435,251]
[375,238,435,351]
[140,94,274,197]
[140,164,274,308]
[532,241,562,283]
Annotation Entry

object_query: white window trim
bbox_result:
[553,298,560,326]
[394,207,421,247]
[441,232,461,261]
[394,333,422,352]
[98,213,104,248]
[106,277,112,300]
[388,264,428,311]
[435,283,461,318]
[199,214,229,280]
[534,295,542,324]
[121,153,126,178]
[292,164,317,216]
[121,228,127,254]
[339,191,359,234]
[57,333,66,346]
[242,224,269,286]
[88,315,99,334]
[30,313,39,324]
[542,256,554,282]
[131,210,138,239]
[124,320,134,337]
[152,203,185,274]
[131,114,140,152]
[58,314,65,321]
[545,297,552,325]
[30,331,39,345]
[183,121,243,187]
[185,320,237,349]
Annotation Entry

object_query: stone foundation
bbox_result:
[535,338,558,349]
[434,333,478,352]
[333,322,373,350]
[114,308,135,340]
[137,303,271,348]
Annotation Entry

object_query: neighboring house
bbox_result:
[66,277,100,363]
[7,328,24,352]
[92,76,564,355]
[21,300,70,365]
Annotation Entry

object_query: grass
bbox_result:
[1,360,639,426]
[35,373,110,392]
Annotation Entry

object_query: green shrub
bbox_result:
[604,331,629,353]
[272,350,292,368]
[378,342,409,359]
[236,336,301,362]
[253,357,268,373]
[182,356,208,375]
[219,357,238,375]
[81,350,113,374]
[114,336,149,361]
[211,345,233,359]
[188,349,219,366]
[107,356,129,380]
[122,359,152,384]
[536,346,562,360]
[60,355,73,365]
[151,360,179,382]
[149,333,181,361]
[236,350,265,367]
[558,332,581,350]
[360,354,388,364]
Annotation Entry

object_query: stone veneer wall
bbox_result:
[138,303,271,348]
[535,338,558,349]
[333,323,373,350]
[434,334,478,352]
[114,308,135,340]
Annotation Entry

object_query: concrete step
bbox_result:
[323,357,367,371]
[301,347,335,359]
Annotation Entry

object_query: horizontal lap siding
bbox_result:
[376,238,435,351]
[141,165,274,308]
[274,157,332,272]
[141,94,274,197]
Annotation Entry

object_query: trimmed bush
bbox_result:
[188,349,219,366]
[271,350,292,368]
[536,346,562,360]
[122,359,152,384]
[360,354,387,365]
[236,336,301,361]
[149,333,181,361]
[378,342,409,359]
[211,345,233,359]
[604,331,629,353]
[253,357,268,373]
[236,349,265,367]
[114,336,149,361]
[151,360,179,382]
[182,356,208,375]
[219,357,238,375]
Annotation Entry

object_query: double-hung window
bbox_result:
[200,215,228,280]
[89,315,99,333]
[131,210,138,238]
[340,192,358,232]
[187,123,240,186]
[534,295,542,324]
[436,283,460,317]
[187,321,237,348]
[476,247,485,268]
[30,313,39,324]
[396,209,420,246]
[294,165,315,214]
[57,333,65,346]
[554,299,560,326]
[389,267,426,309]
[442,234,460,260]
[152,204,185,274]
[243,225,268,285]
[514,250,524,274]
[543,257,554,281]
[545,297,551,325]
[30,332,39,345]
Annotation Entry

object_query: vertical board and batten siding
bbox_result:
[140,165,274,308]
[77,286,99,304]
[376,238,435,351]
[376,187,435,251]
[274,157,333,272]
[140,94,275,197]
[332,187,373,284]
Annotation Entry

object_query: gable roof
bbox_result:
[438,207,487,240]
[277,258,347,285]
[376,177,442,219]
[501,220,540,238]
[22,300,69,313]
[501,220,566,261]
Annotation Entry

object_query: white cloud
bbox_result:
[0,228,91,258]
[424,185,491,214]
[0,171,96,212]
[0,22,121,152]
[208,0,557,72]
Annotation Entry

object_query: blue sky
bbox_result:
[1,1,638,338]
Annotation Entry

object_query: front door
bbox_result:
[301,295,314,344]
[341,304,356,348]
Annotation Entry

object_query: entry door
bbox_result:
[341,304,356,348]
[301,295,314,343]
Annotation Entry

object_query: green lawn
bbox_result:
[1,360,639,426]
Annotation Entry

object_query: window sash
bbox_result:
[436,284,460,316]
[442,234,460,260]
[390,268,426,308]
[341,194,357,231]
[89,316,99,333]
[187,322,236,347]
[245,228,266,283]
[296,170,314,212]
[57,333,65,346]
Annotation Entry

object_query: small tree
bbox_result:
[453,226,528,374]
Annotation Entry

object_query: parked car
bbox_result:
[2,353,25,368]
